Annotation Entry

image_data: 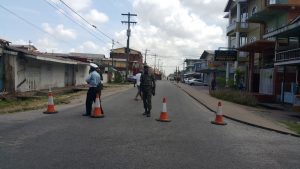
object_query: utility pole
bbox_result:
[154,54,157,71]
[157,59,160,72]
[144,49,149,64]
[28,40,32,51]
[121,12,137,79]
[111,39,115,68]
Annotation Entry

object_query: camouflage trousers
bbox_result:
[142,90,152,112]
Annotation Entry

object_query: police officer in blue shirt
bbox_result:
[83,63,101,116]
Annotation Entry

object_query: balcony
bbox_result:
[275,48,300,64]
[248,1,300,23]
[226,22,236,35]
[226,22,249,35]
[266,0,286,5]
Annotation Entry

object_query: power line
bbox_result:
[45,0,108,45]
[59,0,123,46]
[0,4,73,47]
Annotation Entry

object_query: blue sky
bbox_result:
[0,0,228,74]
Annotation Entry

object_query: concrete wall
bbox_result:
[0,49,4,91]
[15,56,90,92]
[16,58,66,92]
[75,65,89,85]
[102,73,108,83]
[4,52,17,93]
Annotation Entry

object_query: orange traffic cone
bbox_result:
[156,97,171,122]
[211,101,227,125]
[43,90,58,114]
[91,94,104,118]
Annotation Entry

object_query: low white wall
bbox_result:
[15,56,91,92]
[75,65,89,85]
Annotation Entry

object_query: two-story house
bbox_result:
[227,0,300,103]
[109,47,143,76]
[224,0,249,86]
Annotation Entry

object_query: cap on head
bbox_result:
[90,63,98,68]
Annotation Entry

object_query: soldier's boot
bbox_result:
[146,110,151,117]
[143,108,148,115]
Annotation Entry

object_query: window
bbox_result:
[251,6,257,16]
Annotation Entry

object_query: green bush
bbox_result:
[216,77,226,88]
[210,89,258,106]
[216,77,235,88]
[113,72,123,83]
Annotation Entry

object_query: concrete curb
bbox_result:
[175,83,300,138]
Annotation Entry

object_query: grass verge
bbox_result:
[281,121,300,134]
[0,91,86,114]
[0,83,132,114]
[210,89,258,107]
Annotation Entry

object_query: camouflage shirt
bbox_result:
[140,73,155,90]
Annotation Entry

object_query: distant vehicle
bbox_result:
[188,79,208,86]
[126,75,136,83]
[184,78,189,84]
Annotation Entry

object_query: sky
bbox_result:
[0,0,228,75]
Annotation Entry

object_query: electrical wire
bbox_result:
[59,0,124,46]
[0,4,73,46]
[45,0,109,45]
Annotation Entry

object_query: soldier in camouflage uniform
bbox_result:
[140,65,156,117]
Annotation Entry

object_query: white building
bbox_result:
[1,43,90,93]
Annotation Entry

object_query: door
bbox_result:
[259,68,274,95]
[0,55,3,91]
[65,65,75,86]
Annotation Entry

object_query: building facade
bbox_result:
[225,0,300,103]
[0,39,103,94]
[110,47,143,76]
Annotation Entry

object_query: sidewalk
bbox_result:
[175,82,300,137]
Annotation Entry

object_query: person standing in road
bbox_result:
[83,63,101,116]
[134,71,142,101]
[140,65,156,117]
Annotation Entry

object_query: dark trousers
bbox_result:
[142,90,152,113]
[85,87,97,115]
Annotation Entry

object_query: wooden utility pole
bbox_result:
[111,39,114,68]
[154,54,157,70]
[121,12,137,78]
[144,49,149,64]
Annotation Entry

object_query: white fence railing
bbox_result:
[275,48,300,62]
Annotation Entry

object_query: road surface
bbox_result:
[0,81,300,169]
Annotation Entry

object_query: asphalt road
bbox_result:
[0,80,300,169]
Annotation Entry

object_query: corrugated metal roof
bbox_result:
[111,47,142,55]
[6,46,88,65]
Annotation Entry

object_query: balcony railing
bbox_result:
[275,48,300,62]
[239,22,249,29]
[266,0,281,5]
[226,22,236,34]
[226,22,249,34]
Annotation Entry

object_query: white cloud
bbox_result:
[73,41,109,56]
[13,39,28,45]
[51,0,92,12]
[84,9,109,24]
[42,23,77,40]
[118,0,227,75]
[36,37,61,52]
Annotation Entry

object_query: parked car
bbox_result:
[184,78,189,84]
[188,79,208,86]
[126,75,136,83]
